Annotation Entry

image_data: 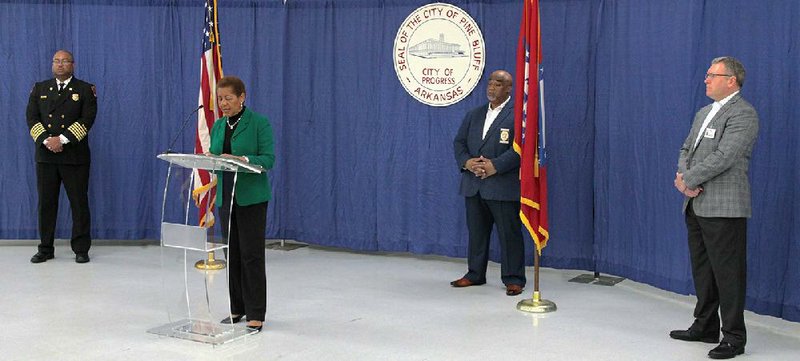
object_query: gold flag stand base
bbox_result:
[516,291,557,313]
[194,251,226,270]
[516,250,556,314]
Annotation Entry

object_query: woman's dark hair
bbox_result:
[217,76,246,96]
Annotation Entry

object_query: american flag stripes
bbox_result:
[192,0,223,227]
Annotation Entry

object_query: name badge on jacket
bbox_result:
[499,128,510,144]
[704,128,716,139]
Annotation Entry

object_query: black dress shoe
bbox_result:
[708,342,744,359]
[31,252,54,263]
[246,323,263,333]
[669,329,718,343]
[75,254,90,263]
[220,314,244,324]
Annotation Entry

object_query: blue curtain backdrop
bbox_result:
[0,0,798,322]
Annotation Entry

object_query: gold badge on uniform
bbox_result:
[72,94,80,101]
[40,95,47,99]
[499,128,510,144]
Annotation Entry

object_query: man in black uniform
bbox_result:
[26,50,97,264]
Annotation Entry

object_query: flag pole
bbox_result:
[193,0,225,271]
[194,174,225,271]
[517,249,556,313]
[514,0,555,314]
[195,209,225,271]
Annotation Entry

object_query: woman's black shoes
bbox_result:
[221,314,263,333]
[220,314,244,324]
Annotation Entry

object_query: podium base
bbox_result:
[148,319,256,345]
[516,292,557,314]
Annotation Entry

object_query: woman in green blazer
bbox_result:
[208,76,274,332]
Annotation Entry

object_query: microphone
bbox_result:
[164,105,204,154]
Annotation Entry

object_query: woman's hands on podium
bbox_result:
[220,153,248,163]
[203,152,248,163]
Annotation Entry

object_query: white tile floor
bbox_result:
[1,242,798,361]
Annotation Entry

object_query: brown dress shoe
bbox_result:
[505,284,523,296]
[450,277,485,287]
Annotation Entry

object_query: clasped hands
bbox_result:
[44,136,63,153]
[465,156,496,179]
[674,172,702,198]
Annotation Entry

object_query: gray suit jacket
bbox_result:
[453,102,520,201]
[678,93,759,218]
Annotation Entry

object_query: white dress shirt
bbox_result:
[482,96,511,140]
[51,76,74,145]
[693,91,739,150]
[57,76,72,92]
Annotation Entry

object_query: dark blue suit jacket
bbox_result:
[453,101,520,201]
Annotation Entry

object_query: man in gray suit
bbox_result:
[451,70,526,296]
[670,57,759,360]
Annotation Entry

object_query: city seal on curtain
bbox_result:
[393,2,485,107]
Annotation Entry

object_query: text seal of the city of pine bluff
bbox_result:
[393,3,485,107]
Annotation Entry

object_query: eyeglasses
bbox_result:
[705,73,732,80]
[52,59,74,64]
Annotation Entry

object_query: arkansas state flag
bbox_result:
[513,0,549,253]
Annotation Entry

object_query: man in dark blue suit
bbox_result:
[451,70,525,296]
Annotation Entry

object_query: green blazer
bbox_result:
[209,107,275,206]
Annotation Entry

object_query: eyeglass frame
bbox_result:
[52,59,74,64]
[705,73,733,80]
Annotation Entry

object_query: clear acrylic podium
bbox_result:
[148,153,264,345]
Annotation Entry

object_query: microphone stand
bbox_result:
[164,105,204,154]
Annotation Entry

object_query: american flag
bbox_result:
[192,0,223,228]
[513,0,549,253]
